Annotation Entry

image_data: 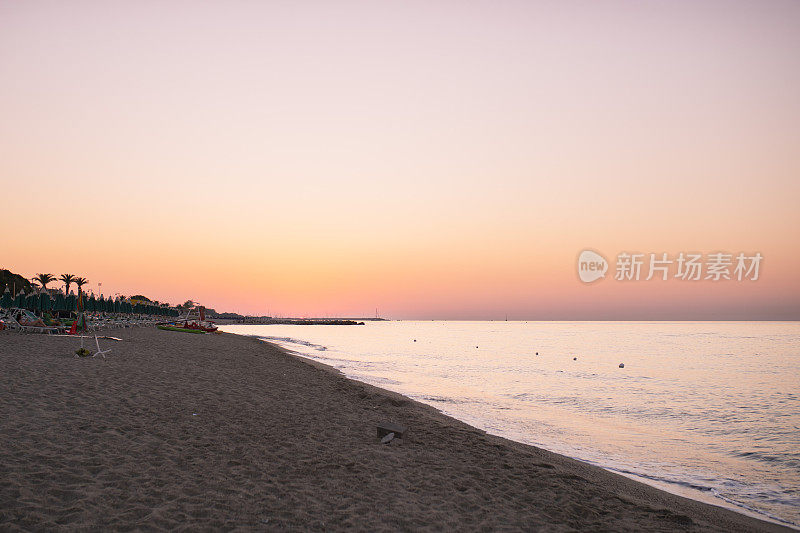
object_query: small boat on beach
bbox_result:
[161,307,218,333]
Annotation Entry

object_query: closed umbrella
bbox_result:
[53,291,66,312]
[88,294,97,312]
[114,298,121,313]
[97,295,105,313]
[39,291,51,312]
[66,291,77,312]
[26,292,38,312]
[1,288,11,309]
[75,290,87,332]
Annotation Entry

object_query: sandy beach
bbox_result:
[0,328,791,531]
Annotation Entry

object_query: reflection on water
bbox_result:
[221,321,800,527]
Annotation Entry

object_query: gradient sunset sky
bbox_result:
[2,1,798,319]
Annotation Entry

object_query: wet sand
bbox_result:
[0,328,791,531]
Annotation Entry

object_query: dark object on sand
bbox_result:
[157,325,205,334]
[377,422,407,440]
[75,347,92,357]
[619,363,625,368]
[573,357,577,361]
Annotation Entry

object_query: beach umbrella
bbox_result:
[75,291,87,332]
[53,291,66,312]
[1,288,11,309]
[39,291,51,312]
[26,292,38,312]
[66,291,77,312]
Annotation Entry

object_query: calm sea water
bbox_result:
[221,321,800,527]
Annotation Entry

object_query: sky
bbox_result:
[1,0,799,319]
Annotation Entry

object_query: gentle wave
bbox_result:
[254,335,329,351]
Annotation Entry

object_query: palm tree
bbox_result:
[74,277,88,294]
[60,273,76,295]
[34,273,55,291]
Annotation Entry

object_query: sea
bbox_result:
[220,321,800,527]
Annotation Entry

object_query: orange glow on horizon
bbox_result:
[1,1,799,319]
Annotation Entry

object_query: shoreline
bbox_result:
[222,322,800,529]
[253,335,796,531]
[0,328,793,531]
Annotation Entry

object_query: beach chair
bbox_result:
[3,308,59,334]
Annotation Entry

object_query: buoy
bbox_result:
[619,363,625,368]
